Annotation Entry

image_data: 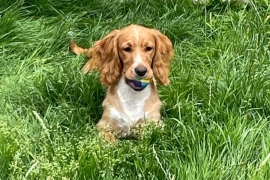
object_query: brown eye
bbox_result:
[145,46,153,51]
[123,47,132,52]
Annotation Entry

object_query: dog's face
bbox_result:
[84,25,174,86]
[117,27,156,81]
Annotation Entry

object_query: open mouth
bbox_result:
[126,78,151,91]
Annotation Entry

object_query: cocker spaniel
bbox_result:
[70,24,174,141]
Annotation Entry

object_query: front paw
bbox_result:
[103,132,116,142]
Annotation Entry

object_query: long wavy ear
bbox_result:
[83,30,121,86]
[152,30,174,85]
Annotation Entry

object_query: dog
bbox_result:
[70,24,174,141]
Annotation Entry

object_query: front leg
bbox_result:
[143,90,162,124]
[130,116,162,138]
[96,118,124,142]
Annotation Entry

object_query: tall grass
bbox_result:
[0,0,270,179]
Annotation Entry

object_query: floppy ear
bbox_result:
[82,30,122,86]
[152,30,174,86]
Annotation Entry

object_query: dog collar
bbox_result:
[126,78,151,91]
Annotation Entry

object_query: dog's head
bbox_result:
[84,24,174,86]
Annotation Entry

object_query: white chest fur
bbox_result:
[109,77,151,128]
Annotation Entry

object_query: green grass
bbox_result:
[1,0,270,179]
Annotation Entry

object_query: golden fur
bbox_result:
[70,24,174,141]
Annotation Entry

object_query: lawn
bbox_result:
[0,0,270,179]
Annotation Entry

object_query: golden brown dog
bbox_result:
[70,24,174,141]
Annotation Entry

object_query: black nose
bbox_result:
[135,66,147,77]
